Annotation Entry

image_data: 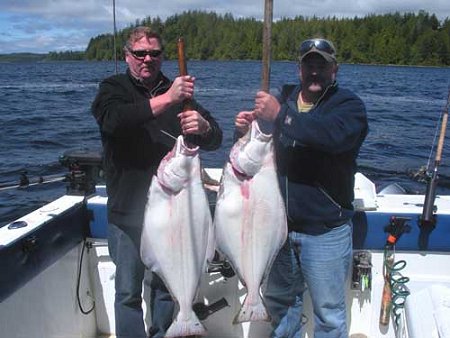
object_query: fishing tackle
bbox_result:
[351,251,372,292]
[420,88,450,227]
[0,171,66,192]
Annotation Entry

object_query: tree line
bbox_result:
[62,10,450,66]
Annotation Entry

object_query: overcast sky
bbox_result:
[1,0,449,54]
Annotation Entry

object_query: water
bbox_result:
[1,60,450,227]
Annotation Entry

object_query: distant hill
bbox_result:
[0,51,85,62]
[0,53,47,62]
[85,10,450,66]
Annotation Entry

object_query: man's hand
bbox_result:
[254,91,280,122]
[168,75,195,104]
[178,110,211,135]
[150,76,196,116]
[235,110,255,135]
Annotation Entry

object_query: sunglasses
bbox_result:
[299,39,336,57]
[129,49,163,60]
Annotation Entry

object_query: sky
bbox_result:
[1,0,449,54]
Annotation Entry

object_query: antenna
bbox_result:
[112,0,118,74]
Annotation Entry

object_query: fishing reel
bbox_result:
[59,148,103,196]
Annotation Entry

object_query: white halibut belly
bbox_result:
[142,179,210,301]
[140,136,214,337]
[214,121,287,323]
[215,164,285,282]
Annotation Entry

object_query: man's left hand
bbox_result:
[178,110,211,135]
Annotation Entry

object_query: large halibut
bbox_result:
[214,120,287,323]
[140,135,214,337]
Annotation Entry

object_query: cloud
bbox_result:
[0,0,449,53]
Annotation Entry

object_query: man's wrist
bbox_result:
[204,121,212,135]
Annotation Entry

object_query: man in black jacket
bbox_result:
[92,26,222,338]
[235,38,367,337]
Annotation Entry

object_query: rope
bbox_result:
[383,247,410,335]
[76,240,95,315]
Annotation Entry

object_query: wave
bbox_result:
[0,82,98,93]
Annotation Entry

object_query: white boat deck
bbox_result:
[1,172,450,337]
[1,239,449,337]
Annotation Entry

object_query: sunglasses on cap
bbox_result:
[299,39,336,57]
[129,49,163,60]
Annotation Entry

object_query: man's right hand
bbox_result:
[168,75,195,104]
[235,111,255,135]
[150,75,195,116]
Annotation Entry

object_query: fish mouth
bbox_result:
[178,136,199,156]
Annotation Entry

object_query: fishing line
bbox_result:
[160,129,177,141]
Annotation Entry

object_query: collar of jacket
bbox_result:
[289,81,339,110]
[126,69,172,97]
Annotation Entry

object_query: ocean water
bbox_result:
[0,60,449,227]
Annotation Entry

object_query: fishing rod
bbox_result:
[252,0,273,134]
[156,38,192,142]
[0,173,66,192]
[420,88,450,226]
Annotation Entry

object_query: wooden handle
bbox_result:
[177,37,192,111]
[177,37,188,76]
[436,113,448,163]
[435,95,450,163]
[379,278,392,325]
[261,0,273,92]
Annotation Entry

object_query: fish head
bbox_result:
[156,135,200,193]
[229,120,273,178]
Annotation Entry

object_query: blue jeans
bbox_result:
[108,223,175,338]
[264,222,352,338]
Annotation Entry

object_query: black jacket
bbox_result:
[275,83,368,234]
[92,70,222,227]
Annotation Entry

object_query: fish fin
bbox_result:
[165,312,207,337]
[233,294,270,324]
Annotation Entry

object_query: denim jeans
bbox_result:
[108,223,175,338]
[264,222,352,338]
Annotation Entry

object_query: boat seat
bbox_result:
[353,172,377,211]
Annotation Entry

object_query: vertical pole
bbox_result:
[112,0,118,74]
[261,0,273,93]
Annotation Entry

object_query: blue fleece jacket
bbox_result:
[274,83,368,234]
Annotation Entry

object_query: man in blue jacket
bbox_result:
[235,38,368,337]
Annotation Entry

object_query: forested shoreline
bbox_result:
[2,10,449,66]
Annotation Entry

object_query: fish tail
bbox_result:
[165,312,207,337]
[233,294,270,324]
